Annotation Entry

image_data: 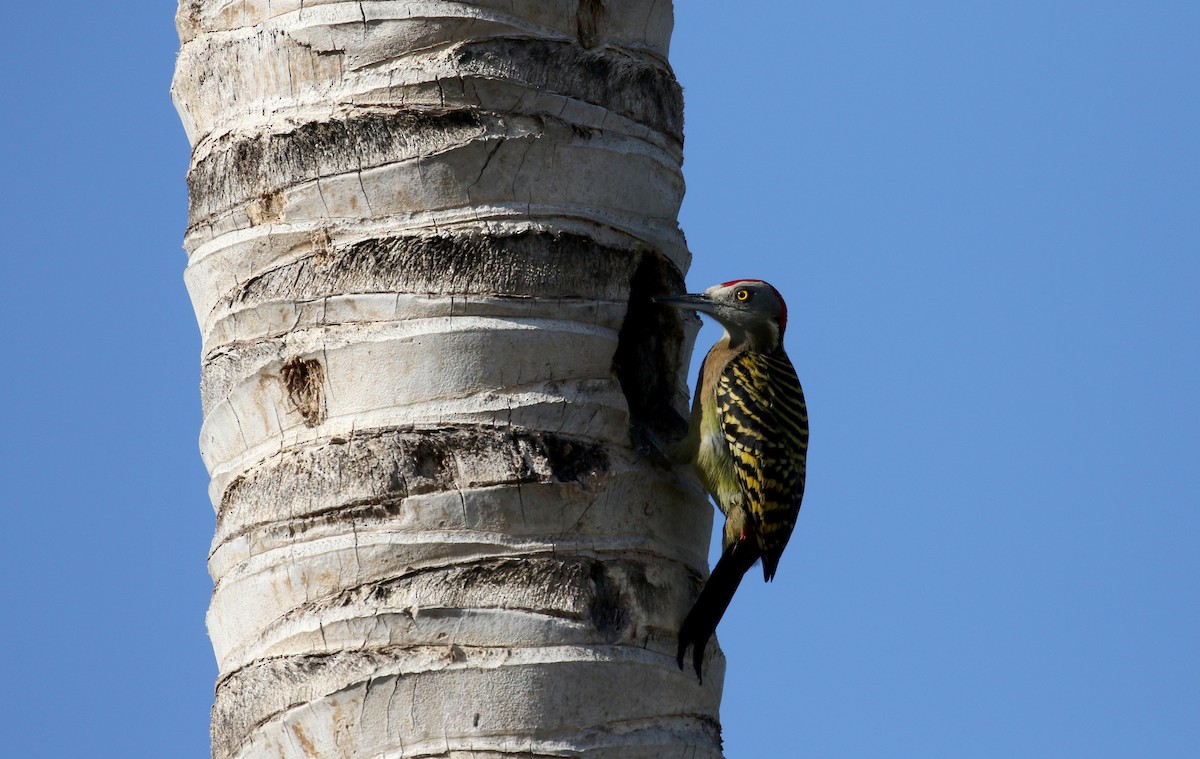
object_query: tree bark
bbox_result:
[172,2,723,756]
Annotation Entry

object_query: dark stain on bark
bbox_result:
[315,555,639,646]
[280,357,326,427]
[455,38,682,137]
[174,1,202,43]
[230,230,638,308]
[218,475,246,516]
[187,109,485,228]
[540,434,609,486]
[214,426,612,533]
[245,190,284,226]
[409,437,455,486]
[588,561,629,642]
[576,0,606,49]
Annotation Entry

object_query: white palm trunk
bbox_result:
[173,1,725,757]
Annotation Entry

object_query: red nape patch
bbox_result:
[719,279,788,334]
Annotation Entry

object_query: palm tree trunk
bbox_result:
[173,2,723,756]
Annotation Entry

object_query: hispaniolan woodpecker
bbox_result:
[655,279,808,681]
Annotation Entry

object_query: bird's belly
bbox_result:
[695,429,741,517]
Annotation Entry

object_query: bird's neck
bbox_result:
[721,321,780,354]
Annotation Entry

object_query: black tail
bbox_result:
[677,538,761,682]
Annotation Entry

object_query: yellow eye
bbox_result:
[735,289,750,302]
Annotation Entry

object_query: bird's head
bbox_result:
[655,279,788,351]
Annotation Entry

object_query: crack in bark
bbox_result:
[466,137,507,202]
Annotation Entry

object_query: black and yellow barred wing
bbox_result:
[716,348,809,581]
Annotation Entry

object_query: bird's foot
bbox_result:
[676,619,711,684]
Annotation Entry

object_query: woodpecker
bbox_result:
[655,279,808,681]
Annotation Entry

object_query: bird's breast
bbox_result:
[695,404,741,517]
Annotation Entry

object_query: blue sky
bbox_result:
[1,3,1196,757]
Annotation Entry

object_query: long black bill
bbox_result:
[653,293,714,310]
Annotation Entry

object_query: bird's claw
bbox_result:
[677,626,708,683]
